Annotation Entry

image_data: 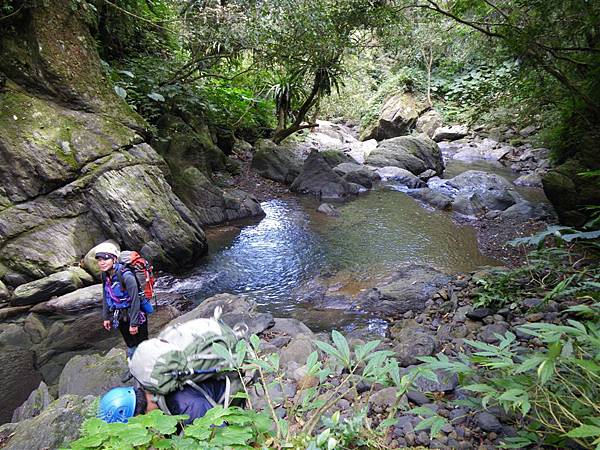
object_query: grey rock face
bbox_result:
[31,284,103,314]
[393,327,436,367]
[12,382,54,422]
[176,167,264,226]
[0,347,42,424]
[365,136,444,176]
[280,334,315,367]
[269,318,315,339]
[477,412,503,432]
[0,395,95,450]
[58,348,127,397]
[416,110,443,138]
[251,139,303,184]
[360,93,426,141]
[167,293,257,327]
[291,151,360,199]
[12,268,92,306]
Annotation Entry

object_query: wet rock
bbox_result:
[476,412,503,432]
[291,150,360,199]
[58,348,127,397]
[376,166,426,188]
[369,387,400,410]
[317,203,341,217]
[407,188,452,210]
[513,171,543,187]
[31,284,103,314]
[268,318,315,339]
[406,367,459,393]
[11,268,93,306]
[364,265,450,315]
[366,136,444,176]
[251,139,303,184]
[11,381,54,422]
[0,395,94,450]
[433,125,469,142]
[333,162,379,188]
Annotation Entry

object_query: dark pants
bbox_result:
[118,319,148,358]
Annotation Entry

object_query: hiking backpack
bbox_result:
[114,251,156,310]
[129,307,248,409]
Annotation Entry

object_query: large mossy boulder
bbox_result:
[360,93,426,141]
[542,158,600,226]
[0,394,95,450]
[11,268,92,306]
[11,381,54,423]
[365,136,444,176]
[31,284,103,314]
[251,139,303,184]
[0,2,209,278]
[291,151,361,199]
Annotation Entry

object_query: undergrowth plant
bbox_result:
[65,330,447,449]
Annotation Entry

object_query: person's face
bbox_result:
[96,255,115,272]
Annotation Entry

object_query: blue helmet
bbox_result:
[97,387,136,423]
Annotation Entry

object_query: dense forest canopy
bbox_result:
[3,0,596,151]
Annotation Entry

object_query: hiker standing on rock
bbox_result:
[95,243,149,363]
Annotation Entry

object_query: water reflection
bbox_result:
[162,189,499,333]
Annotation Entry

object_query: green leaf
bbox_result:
[565,424,600,438]
[249,334,260,351]
[332,330,351,367]
[69,434,105,448]
[118,70,134,78]
[314,340,343,362]
[355,340,381,362]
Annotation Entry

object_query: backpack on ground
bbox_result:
[116,250,156,312]
[129,307,248,409]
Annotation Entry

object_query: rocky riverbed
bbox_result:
[1,262,580,449]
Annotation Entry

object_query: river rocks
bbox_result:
[0,305,31,320]
[167,293,257,326]
[279,334,315,367]
[376,167,426,188]
[416,110,443,138]
[360,93,426,141]
[499,201,555,222]
[513,171,543,187]
[31,284,103,314]
[476,412,503,432]
[320,149,357,168]
[12,382,54,423]
[333,163,380,189]
[431,170,523,215]
[346,139,378,164]
[407,188,452,210]
[392,326,437,367]
[251,139,303,184]
[269,318,315,339]
[175,166,263,226]
[452,140,513,162]
[362,265,450,315]
[11,268,93,306]
[0,394,95,450]
[58,348,127,397]
[365,136,444,176]
[432,125,469,142]
[291,150,361,199]
[317,203,341,217]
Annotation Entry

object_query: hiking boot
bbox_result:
[121,369,133,383]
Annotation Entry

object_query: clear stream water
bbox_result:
[158,184,500,333]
